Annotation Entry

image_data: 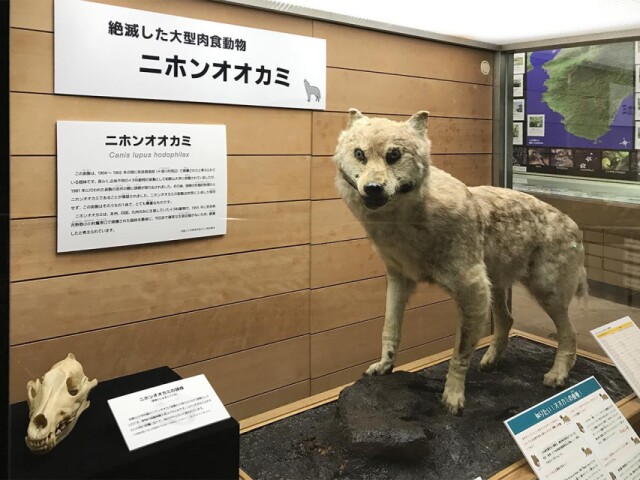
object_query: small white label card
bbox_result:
[505,377,640,480]
[108,374,230,451]
[592,316,640,399]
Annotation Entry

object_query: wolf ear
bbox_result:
[408,111,429,134]
[347,108,365,128]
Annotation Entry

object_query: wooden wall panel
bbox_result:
[10,93,311,156]
[11,155,311,219]
[311,239,385,288]
[9,29,51,94]
[313,112,492,156]
[316,21,493,85]
[310,300,458,378]
[11,246,309,344]
[432,154,493,187]
[326,68,492,118]
[226,381,310,421]
[9,156,56,219]
[12,201,310,281]
[311,199,365,244]
[175,336,309,404]
[311,156,337,200]
[310,277,450,333]
[11,0,312,36]
[9,0,493,409]
[9,291,309,403]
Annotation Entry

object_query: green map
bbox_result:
[542,44,633,141]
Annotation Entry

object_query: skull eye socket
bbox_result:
[353,148,366,163]
[386,147,402,164]
[66,378,79,396]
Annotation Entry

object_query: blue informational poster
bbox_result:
[512,42,640,183]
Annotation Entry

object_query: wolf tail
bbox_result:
[574,265,589,308]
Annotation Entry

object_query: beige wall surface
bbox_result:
[9,0,494,418]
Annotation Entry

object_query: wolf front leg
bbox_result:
[442,264,491,414]
[365,272,416,375]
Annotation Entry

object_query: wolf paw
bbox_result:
[441,388,465,415]
[365,361,393,376]
[543,369,568,388]
[478,347,500,371]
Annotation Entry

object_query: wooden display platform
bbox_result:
[237,330,640,480]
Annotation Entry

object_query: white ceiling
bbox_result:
[257,0,640,47]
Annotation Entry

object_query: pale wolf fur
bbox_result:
[304,79,321,102]
[334,109,587,415]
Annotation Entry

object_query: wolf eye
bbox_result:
[354,148,366,163]
[386,148,402,164]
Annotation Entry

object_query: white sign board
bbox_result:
[505,377,640,480]
[591,316,640,399]
[57,121,227,252]
[108,375,230,451]
[54,0,326,110]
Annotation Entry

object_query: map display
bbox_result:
[512,41,640,184]
[526,44,634,149]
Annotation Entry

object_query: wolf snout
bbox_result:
[364,182,385,197]
[362,182,388,209]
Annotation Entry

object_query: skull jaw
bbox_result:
[25,409,84,455]
[25,354,97,455]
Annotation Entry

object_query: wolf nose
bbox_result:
[364,182,384,197]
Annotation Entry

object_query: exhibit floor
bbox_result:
[512,283,640,357]
[238,332,640,480]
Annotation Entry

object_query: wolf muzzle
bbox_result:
[363,182,388,209]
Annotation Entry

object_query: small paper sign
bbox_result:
[505,376,640,479]
[591,316,640,399]
[108,374,230,451]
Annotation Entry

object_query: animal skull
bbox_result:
[25,353,98,454]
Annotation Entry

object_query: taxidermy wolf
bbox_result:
[334,109,587,415]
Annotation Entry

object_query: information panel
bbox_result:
[55,0,326,110]
[591,316,640,399]
[505,377,640,480]
[57,121,227,252]
[108,375,230,451]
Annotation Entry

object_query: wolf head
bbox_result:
[334,109,431,210]
[304,79,310,86]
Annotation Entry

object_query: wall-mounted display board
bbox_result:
[55,0,326,110]
[57,121,227,253]
[512,42,640,184]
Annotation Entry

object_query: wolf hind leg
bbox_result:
[365,272,416,375]
[442,263,491,414]
[524,261,578,387]
[540,298,576,387]
[479,287,514,371]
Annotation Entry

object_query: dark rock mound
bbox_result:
[336,371,441,459]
